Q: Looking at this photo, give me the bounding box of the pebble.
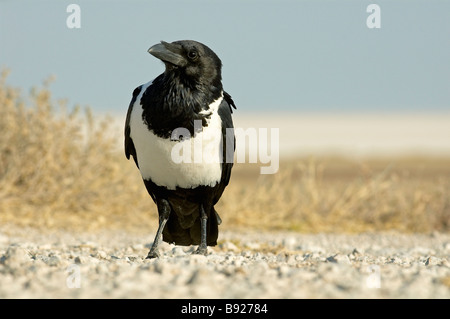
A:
[219,241,239,252]
[74,256,86,264]
[425,256,441,266]
[171,247,186,256]
[0,228,449,298]
[95,250,108,260]
[45,256,61,267]
[326,253,351,264]
[1,245,31,267]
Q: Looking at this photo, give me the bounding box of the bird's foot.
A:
[146,249,160,259]
[193,246,208,256]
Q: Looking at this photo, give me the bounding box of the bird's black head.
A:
[148,40,223,91]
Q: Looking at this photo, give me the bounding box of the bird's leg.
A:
[146,199,171,259]
[194,204,208,255]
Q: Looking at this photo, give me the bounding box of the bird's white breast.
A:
[129,81,223,190]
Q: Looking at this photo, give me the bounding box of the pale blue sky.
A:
[1,0,449,113]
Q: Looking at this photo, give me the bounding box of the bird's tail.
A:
[162,204,219,246]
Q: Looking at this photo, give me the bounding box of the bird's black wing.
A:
[124,86,142,168]
[223,91,236,113]
[213,91,236,205]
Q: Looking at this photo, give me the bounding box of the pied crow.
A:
[125,40,236,258]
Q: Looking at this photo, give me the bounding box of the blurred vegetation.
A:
[0,70,449,233]
[0,70,157,231]
[224,158,450,233]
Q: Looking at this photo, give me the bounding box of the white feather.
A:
[129,82,223,190]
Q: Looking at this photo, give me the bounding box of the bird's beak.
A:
[148,41,187,67]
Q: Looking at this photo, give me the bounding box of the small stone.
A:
[220,241,239,252]
[388,257,403,265]
[335,254,351,264]
[0,245,31,267]
[325,253,351,264]
[125,255,140,262]
[425,256,441,266]
[326,254,338,263]
[96,250,108,259]
[74,256,87,264]
[171,247,186,256]
[286,254,298,265]
[351,248,361,256]
[252,252,264,260]
[185,246,196,254]
[276,253,286,262]
[45,255,61,266]
[232,256,245,267]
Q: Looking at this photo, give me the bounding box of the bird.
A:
[124,40,236,258]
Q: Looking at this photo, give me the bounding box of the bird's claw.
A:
[146,249,160,259]
[193,246,208,256]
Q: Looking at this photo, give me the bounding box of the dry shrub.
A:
[0,70,156,231]
[219,159,450,233]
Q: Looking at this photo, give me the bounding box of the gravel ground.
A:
[0,225,449,298]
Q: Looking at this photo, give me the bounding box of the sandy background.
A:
[235,112,450,158]
[107,111,450,158]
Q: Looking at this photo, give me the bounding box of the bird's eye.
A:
[188,50,198,60]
